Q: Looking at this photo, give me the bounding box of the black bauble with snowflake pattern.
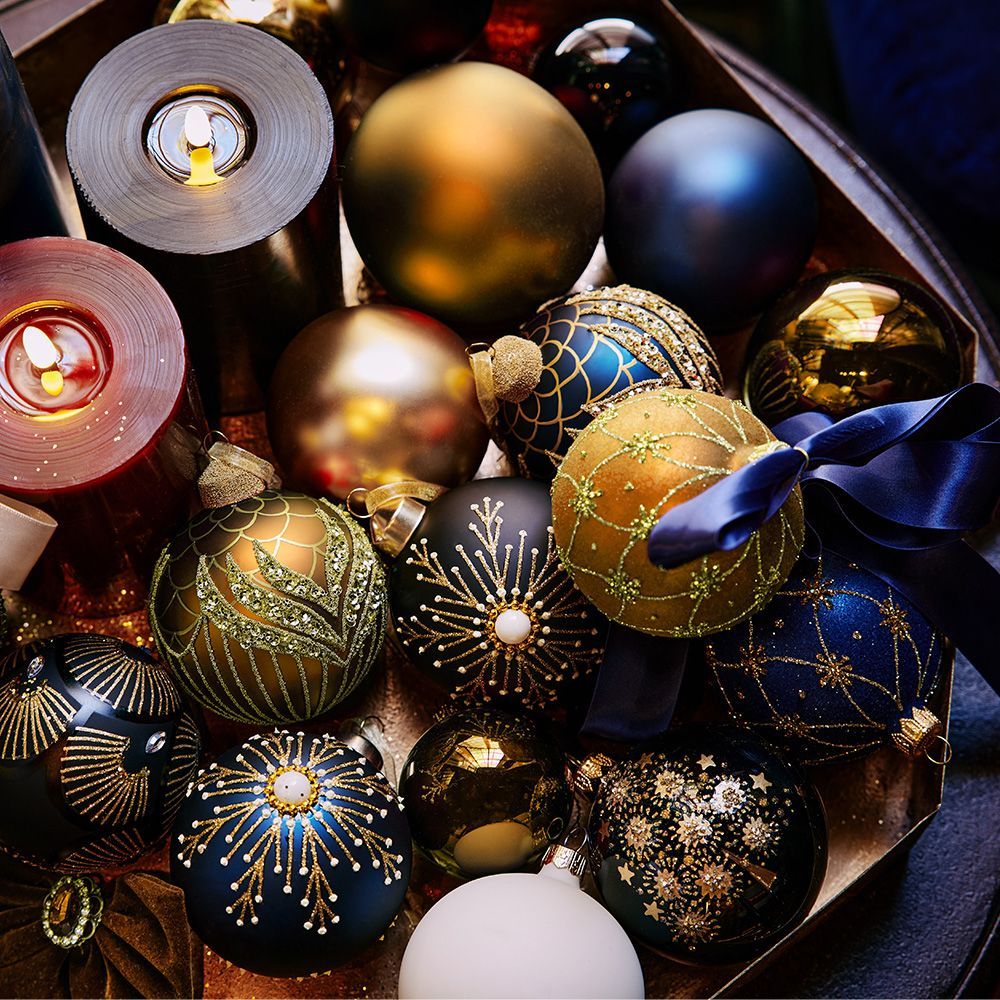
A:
[705,550,946,765]
[0,634,200,872]
[390,478,606,712]
[171,730,411,978]
[588,725,826,965]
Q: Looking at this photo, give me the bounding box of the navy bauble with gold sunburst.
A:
[0,633,200,872]
[171,730,411,977]
[493,285,723,480]
[588,725,826,965]
[705,551,946,765]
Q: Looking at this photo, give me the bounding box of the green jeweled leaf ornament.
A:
[149,490,388,724]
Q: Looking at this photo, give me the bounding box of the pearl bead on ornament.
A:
[493,608,532,645]
[272,769,313,808]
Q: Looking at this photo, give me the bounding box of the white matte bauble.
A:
[398,840,644,999]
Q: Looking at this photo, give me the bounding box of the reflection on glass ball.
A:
[743,270,963,425]
[533,16,676,172]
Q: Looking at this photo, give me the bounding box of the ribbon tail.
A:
[826,536,1000,698]
[582,625,688,741]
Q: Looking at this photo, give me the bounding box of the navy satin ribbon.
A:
[647,383,1000,695]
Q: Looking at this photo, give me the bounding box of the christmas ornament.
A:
[171,729,411,977]
[329,0,492,74]
[743,270,964,425]
[604,109,818,329]
[551,388,805,637]
[0,867,202,999]
[390,478,606,711]
[342,62,604,327]
[267,305,489,502]
[484,284,723,480]
[398,708,572,879]
[398,830,644,999]
[705,550,948,765]
[588,726,826,964]
[153,0,343,84]
[149,489,388,725]
[0,634,201,872]
[533,15,676,172]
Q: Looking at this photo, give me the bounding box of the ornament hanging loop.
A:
[347,480,447,559]
[925,735,953,766]
[542,825,590,877]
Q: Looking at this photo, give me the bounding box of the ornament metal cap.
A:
[572,752,615,800]
[346,481,446,559]
[332,717,388,773]
[197,437,281,509]
[541,826,590,879]
[892,706,948,760]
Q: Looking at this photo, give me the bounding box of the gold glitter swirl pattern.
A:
[64,634,181,718]
[0,677,76,760]
[395,494,603,709]
[149,491,388,724]
[498,285,724,480]
[175,731,405,932]
[61,727,151,826]
[551,389,804,637]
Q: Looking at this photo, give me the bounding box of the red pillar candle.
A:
[0,237,206,617]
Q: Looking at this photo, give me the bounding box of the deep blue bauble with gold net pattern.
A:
[494,285,723,481]
[705,550,945,766]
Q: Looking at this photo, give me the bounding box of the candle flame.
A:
[183,106,213,149]
[22,325,61,369]
[41,370,64,397]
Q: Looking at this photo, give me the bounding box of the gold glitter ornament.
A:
[149,490,388,724]
[551,388,804,637]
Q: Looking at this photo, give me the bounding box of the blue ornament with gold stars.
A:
[0,633,201,872]
[588,725,826,965]
[705,550,947,766]
[486,284,723,481]
[171,729,411,978]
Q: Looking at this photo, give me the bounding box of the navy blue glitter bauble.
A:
[705,551,946,765]
[604,110,818,329]
[494,285,722,480]
[171,730,411,978]
[0,633,200,872]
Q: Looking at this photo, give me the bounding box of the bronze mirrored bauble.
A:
[589,725,827,965]
[398,708,572,879]
[149,490,388,725]
[342,62,605,327]
[267,305,489,501]
[744,270,964,425]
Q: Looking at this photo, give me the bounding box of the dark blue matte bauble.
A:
[533,16,676,173]
[494,285,722,480]
[604,109,818,329]
[171,730,411,978]
[0,633,200,872]
[705,550,945,765]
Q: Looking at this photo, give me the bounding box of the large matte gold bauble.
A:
[342,62,605,327]
[551,389,805,638]
[398,708,573,879]
[744,269,963,425]
[267,305,489,501]
[149,490,388,724]
[154,0,342,79]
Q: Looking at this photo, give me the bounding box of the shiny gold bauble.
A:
[551,388,805,638]
[149,489,388,724]
[154,0,343,80]
[398,708,573,879]
[267,305,489,501]
[743,269,964,425]
[342,62,605,327]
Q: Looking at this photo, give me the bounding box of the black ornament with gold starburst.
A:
[390,478,606,712]
[588,725,826,965]
[0,634,201,872]
[398,708,573,879]
[705,550,946,765]
[171,729,411,977]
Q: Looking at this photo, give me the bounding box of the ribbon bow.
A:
[647,383,1000,694]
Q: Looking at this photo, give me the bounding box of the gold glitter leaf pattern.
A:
[0,679,76,760]
[175,731,405,932]
[395,495,603,709]
[61,727,150,826]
